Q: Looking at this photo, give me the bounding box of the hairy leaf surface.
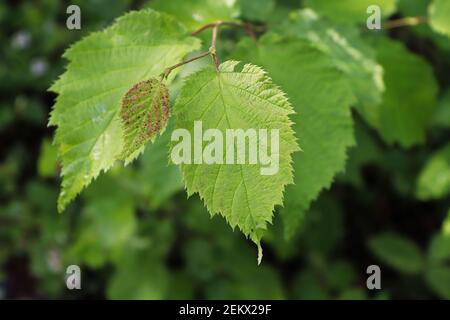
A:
[49,9,200,212]
[119,79,170,161]
[173,61,299,255]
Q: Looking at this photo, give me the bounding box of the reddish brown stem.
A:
[210,23,220,71]
[160,51,211,79]
[191,21,254,36]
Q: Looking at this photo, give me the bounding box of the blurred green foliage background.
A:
[1,0,450,300]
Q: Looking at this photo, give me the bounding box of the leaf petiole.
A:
[160,50,211,80]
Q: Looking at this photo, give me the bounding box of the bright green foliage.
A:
[173,60,299,256]
[238,0,275,21]
[369,232,424,274]
[429,0,450,37]
[234,35,355,238]
[279,9,384,126]
[371,37,438,148]
[49,9,200,212]
[416,143,450,200]
[303,0,397,23]
[150,0,239,29]
[119,79,170,162]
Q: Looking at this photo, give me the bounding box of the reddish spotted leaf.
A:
[120,79,170,162]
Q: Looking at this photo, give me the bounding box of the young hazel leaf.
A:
[173,61,299,259]
[49,9,200,212]
[120,79,170,162]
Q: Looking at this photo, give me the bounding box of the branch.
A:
[191,21,260,38]
[161,20,264,79]
[160,51,211,79]
[210,23,220,71]
[384,16,428,29]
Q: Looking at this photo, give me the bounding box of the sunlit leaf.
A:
[49,9,200,212]
[173,60,299,254]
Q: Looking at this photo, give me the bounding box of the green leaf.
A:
[303,0,397,24]
[369,232,424,274]
[173,60,299,253]
[119,79,170,161]
[429,0,450,37]
[234,34,355,238]
[370,37,438,147]
[49,9,200,212]
[444,209,450,236]
[426,265,450,299]
[428,234,450,264]
[398,0,450,52]
[416,143,450,200]
[431,90,450,128]
[278,9,384,127]
[150,0,239,29]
